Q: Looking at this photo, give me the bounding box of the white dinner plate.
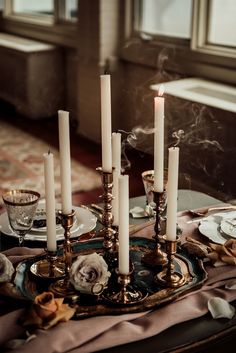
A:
[31,207,62,234]
[220,217,236,238]
[198,211,236,245]
[0,205,97,241]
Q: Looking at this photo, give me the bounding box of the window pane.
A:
[208,0,236,47]
[13,0,53,15]
[59,0,78,22]
[137,0,192,38]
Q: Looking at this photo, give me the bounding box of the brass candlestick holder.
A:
[96,167,114,252]
[156,239,186,288]
[104,269,147,305]
[142,190,167,267]
[30,250,65,279]
[112,225,119,252]
[50,210,78,299]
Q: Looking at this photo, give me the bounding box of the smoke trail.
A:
[172,129,185,147]
[118,126,155,171]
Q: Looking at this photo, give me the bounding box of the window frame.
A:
[120,0,236,85]
[191,0,236,59]
[1,0,78,47]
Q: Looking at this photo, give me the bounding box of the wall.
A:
[0,1,235,201]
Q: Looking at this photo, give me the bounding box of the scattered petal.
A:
[208,297,235,319]
[0,253,15,283]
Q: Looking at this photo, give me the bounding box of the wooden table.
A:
[1,189,236,353]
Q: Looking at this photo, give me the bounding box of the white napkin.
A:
[129,205,154,218]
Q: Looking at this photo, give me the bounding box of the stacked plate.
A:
[199,210,236,244]
[0,202,97,242]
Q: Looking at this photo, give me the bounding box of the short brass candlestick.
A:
[104,269,147,305]
[50,210,78,298]
[142,190,167,267]
[96,167,114,252]
[156,239,186,288]
[30,250,65,279]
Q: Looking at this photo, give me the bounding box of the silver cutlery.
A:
[187,205,236,224]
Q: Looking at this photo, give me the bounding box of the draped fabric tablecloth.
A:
[1,209,236,353]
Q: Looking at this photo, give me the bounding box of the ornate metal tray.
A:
[11,237,207,318]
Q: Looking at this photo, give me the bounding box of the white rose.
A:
[69,253,110,295]
[0,253,15,283]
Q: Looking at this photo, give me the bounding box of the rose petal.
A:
[0,253,15,283]
[208,297,235,319]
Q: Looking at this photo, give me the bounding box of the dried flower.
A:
[0,253,15,283]
[34,292,59,319]
[208,239,236,266]
[70,253,111,295]
[22,291,75,329]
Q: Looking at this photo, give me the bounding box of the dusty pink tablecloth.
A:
[1,209,236,353]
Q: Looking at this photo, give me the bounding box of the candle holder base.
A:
[49,278,79,301]
[156,269,186,288]
[104,271,148,305]
[30,259,65,279]
[141,244,168,267]
[142,190,167,267]
[155,239,186,288]
[30,251,65,279]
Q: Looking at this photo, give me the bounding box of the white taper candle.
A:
[112,132,121,174]
[112,168,119,226]
[166,147,179,241]
[58,110,72,215]
[154,95,165,192]
[112,132,121,226]
[43,151,57,252]
[118,174,130,274]
[100,74,112,172]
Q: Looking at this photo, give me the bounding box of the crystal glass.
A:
[2,189,40,246]
[141,170,167,214]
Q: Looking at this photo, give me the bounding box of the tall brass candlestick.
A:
[104,270,147,305]
[142,190,167,267]
[50,210,78,298]
[156,240,186,288]
[61,210,75,276]
[96,167,114,252]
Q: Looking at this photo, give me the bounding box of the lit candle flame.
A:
[158,84,165,97]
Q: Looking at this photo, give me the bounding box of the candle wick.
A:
[48,149,51,155]
[104,58,110,75]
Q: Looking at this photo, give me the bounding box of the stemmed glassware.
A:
[2,189,40,246]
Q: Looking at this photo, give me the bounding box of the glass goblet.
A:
[141,170,168,214]
[2,189,40,246]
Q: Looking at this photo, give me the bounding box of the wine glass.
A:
[2,189,40,246]
[141,170,168,214]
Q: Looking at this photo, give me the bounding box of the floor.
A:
[0,100,153,206]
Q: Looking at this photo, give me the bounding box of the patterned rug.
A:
[0,120,101,202]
